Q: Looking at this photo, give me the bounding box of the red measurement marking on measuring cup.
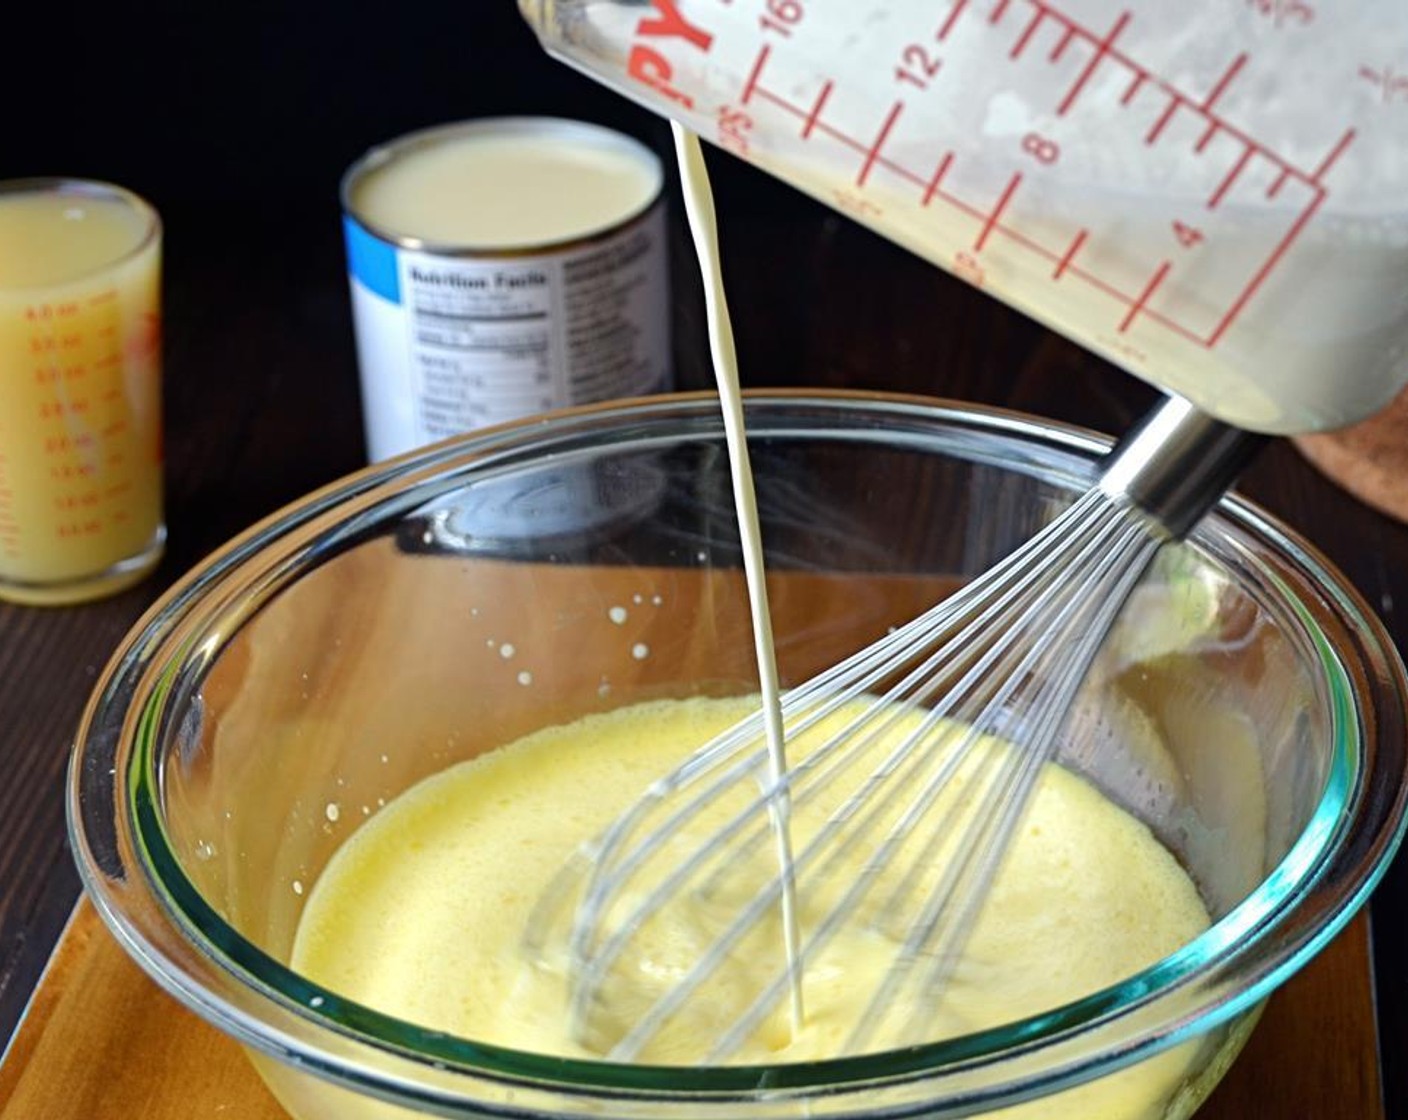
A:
[857,103,904,187]
[802,81,833,137]
[922,153,956,205]
[1357,62,1408,104]
[1247,0,1315,30]
[729,0,1356,350]
[937,0,969,42]
[975,174,1023,252]
[1052,229,1087,279]
[1118,260,1171,333]
[1053,10,1128,116]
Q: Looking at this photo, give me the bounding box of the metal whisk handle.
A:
[1098,396,1269,540]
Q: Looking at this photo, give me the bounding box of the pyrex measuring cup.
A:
[519,0,1408,434]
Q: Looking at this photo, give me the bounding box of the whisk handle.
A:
[1098,396,1269,540]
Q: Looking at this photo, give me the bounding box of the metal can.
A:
[342,117,671,461]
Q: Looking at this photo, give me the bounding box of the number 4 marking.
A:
[1173,220,1204,248]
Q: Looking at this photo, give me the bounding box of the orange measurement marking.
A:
[1053,228,1088,279]
[1310,127,1356,183]
[1208,147,1254,209]
[1145,95,1182,144]
[741,43,770,105]
[802,80,833,138]
[937,0,969,40]
[1049,25,1077,61]
[1202,52,1247,112]
[1056,11,1129,117]
[975,173,1022,252]
[857,102,904,187]
[922,152,956,205]
[1208,193,1323,346]
[1119,261,1171,332]
[1010,5,1045,56]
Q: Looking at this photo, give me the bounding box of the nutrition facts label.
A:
[399,207,670,445]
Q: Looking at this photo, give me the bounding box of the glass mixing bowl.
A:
[70,392,1408,1119]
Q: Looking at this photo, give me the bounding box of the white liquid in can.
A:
[343,118,671,461]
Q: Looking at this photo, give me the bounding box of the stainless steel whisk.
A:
[523,396,1263,1063]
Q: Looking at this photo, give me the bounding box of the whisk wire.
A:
[526,394,1264,1065]
[695,492,1127,893]
[592,495,1168,1060]
[863,500,1159,922]
[739,498,1159,1055]
[571,497,1104,980]
[600,695,976,1057]
[827,498,1160,1053]
[884,515,1163,1048]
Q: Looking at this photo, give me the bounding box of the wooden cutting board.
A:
[0,900,1383,1119]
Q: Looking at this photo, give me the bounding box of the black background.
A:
[3,3,653,217]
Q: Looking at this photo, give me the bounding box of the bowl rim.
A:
[68,390,1408,1111]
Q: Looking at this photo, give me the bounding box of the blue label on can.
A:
[343,216,401,304]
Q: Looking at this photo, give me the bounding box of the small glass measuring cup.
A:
[0,178,164,606]
[520,0,1408,435]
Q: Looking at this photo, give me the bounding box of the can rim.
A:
[340,116,665,256]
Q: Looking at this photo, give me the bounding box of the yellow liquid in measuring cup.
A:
[285,697,1212,1119]
[0,190,162,604]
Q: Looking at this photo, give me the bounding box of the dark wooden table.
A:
[1,148,1406,1116]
